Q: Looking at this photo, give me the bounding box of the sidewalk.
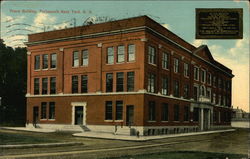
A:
[73,129,236,141]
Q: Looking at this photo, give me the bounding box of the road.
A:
[0,128,248,159]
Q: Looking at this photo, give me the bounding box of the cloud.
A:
[209,37,249,112]
[215,56,249,112]
[192,39,207,47]
[29,13,56,32]
[162,23,171,30]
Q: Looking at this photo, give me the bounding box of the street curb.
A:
[73,129,236,141]
[0,142,84,149]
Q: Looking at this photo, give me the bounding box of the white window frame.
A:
[128,44,135,62]
[162,52,169,69]
[81,49,88,66]
[207,72,212,85]
[174,58,179,73]
[184,63,189,77]
[194,66,199,81]
[148,46,156,65]
[201,69,206,83]
[117,45,125,63]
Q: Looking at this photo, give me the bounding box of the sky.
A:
[1,0,249,112]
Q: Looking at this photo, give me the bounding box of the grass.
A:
[0,130,59,145]
[103,151,248,159]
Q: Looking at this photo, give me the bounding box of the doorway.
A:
[33,106,39,125]
[126,105,134,126]
[75,106,83,125]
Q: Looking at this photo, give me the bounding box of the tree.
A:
[0,39,27,126]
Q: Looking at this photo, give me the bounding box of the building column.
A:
[27,51,31,95]
[208,109,211,129]
[200,108,204,131]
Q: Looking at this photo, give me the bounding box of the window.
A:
[81,49,88,66]
[107,47,114,64]
[34,55,40,70]
[223,96,226,106]
[193,108,199,122]
[50,77,56,94]
[81,75,88,93]
[200,85,205,96]
[174,104,179,121]
[128,44,135,62]
[72,51,79,67]
[206,88,211,99]
[213,93,216,104]
[201,69,206,83]
[106,73,113,92]
[162,76,168,95]
[34,78,40,95]
[184,106,189,121]
[226,81,231,91]
[148,46,156,64]
[49,102,55,119]
[183,84,189,99]
[184,63,189,77]
[42,54,48,69]
[105,101,112,120]
[50,53,57,69]
[213,76,217,87]
[127,72,134,91]
[116,101,123,120]
[148,101,156,121]
[148,73,156,93]
[193,85,199,101]
[72,76,78,93]
[41,102,47,119]
[161,103,168,121]
[218,95,221,105]
[117,45,125,63]
[42,78,48,94]
[173,80,179,97]
[174,58,179,73]
[194,66,199,81]
[218,77,222,88]
[162,52,169,69]
[116,72,124,92]
[207,73,211,85]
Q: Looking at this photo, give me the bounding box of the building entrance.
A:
[126,105,134,126]
[75,106,83,125]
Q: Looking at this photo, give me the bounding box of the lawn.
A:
[103,151,248,159]
[0,129,61,145]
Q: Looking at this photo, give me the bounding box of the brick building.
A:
[26,16,233,135]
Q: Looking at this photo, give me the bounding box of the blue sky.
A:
[1,0,249,111]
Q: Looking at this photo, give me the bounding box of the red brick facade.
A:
[26,16,233,135]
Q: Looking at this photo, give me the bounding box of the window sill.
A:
[40,119,47,121]
[80,65,88,67]
[104,120,113,122]
[50,68,57,70]
[184,75,189,78]
[34,69,41,71]
[148,63,157,67]
[127,61,135,63]
[72,66,79,68]
[106,63,114,65]
[114,120,123,122]
[147,121,156,123]
[161,121,169,123]
[116,62,125,64]
[48,119,55,121]
[162,68,169,71]
[42,68,49,71]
